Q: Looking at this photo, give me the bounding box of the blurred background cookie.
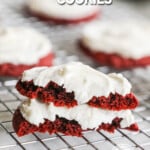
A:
[79,22,150,69]
[27,0,100,24]
[0,27,53,77]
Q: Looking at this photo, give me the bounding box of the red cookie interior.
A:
[16,80,138,110]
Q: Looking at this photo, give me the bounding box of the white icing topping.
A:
[22,62,131,104]
[81,22,150,59]
[0,27,52,65]
[27,0,99,20]
[20,99,135,129]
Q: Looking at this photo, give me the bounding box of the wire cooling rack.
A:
[0,0,150,149]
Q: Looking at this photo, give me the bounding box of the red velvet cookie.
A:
[27,0,100,24]
[13,62,139,137]
[80,22,150,69]
[0,27,54,77]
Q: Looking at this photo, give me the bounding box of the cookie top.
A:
[81,22,150,59]
[0,27,52,65]
[27,0,99,20]
[21,62,131,104]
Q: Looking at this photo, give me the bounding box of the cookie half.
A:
[16,62,138,110]
[13,99,139,137]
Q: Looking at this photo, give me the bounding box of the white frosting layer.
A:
[0,27,52,65]
[27,0,99,20]
[20,99,135,129]
[22,62,131,104]
[81,22,150,59]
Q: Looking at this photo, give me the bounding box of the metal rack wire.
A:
[0,0,150,149]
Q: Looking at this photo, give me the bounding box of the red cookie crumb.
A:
[13,109,139,137]
[0,53,54,77]
[79,40,150,69]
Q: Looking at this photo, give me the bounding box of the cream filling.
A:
[20,99,135,129]
[27,0,99,19]
[0,27,52,65]
[81,22,150,59]
[21,62,132,104]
